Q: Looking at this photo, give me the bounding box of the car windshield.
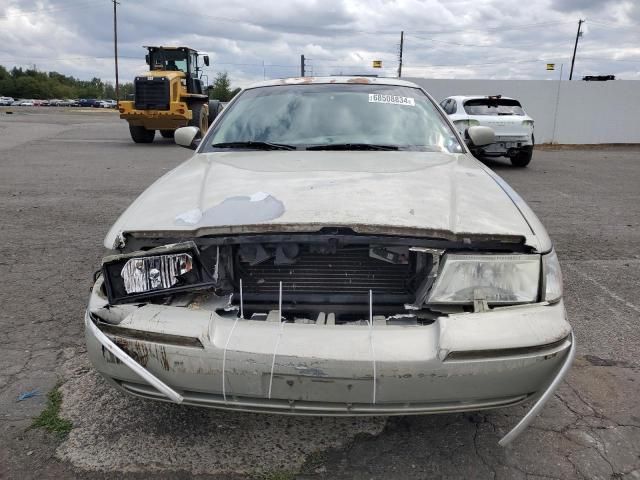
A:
[203,83,463,153]
[463,98,525,116]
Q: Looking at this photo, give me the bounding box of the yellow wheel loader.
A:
[118,46,223,143]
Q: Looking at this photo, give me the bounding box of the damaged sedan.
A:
[86,77,574,446]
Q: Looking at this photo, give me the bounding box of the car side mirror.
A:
[466,126,496,147]
[145,54,150,65]
[203,55,210,67]
[174,126,201,150]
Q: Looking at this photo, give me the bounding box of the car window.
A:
[204,84,463,153]
[449,99,457,114]
[463,98,525,116]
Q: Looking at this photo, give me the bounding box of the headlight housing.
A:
[542,249,563,303]
[426,253,540,305]
[102,242,215,304]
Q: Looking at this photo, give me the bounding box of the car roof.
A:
[447,95,518,102]
[244,76,424,90]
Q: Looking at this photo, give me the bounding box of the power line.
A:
[406,34,548,49]
[584,20,638,30]
[0,0,106,21]
[408,20,574,36]
[0,54,300,68]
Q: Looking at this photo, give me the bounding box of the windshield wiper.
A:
[211,141,296,150]
[306,143,399,151]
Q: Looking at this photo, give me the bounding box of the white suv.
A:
[440,95,534,167]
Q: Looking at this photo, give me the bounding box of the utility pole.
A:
[569,19,584,80]
[112,0,120,101]
[397,31,404,78]
[300,54,305,76]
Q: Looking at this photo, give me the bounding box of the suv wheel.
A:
[511,149,533,167]
[511,135,534,167]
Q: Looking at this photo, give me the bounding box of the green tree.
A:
[209,72,238,102]
[0,63,237,101]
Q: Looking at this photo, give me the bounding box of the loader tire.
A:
[189,102,209,136]
[160,130,175,139]
[129,125,155,143]
[208,100,222,124]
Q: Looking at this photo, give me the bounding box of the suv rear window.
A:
[463,98,524,116]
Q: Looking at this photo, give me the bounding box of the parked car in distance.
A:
[14,99,34,106]
[86,77,573,447]
[98,99,117,108]
[78,98,99,108]
[440,95,534,167]
[0,96,15,106]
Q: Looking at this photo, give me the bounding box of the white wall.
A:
[406,78,640,144]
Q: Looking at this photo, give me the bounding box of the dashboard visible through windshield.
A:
[202,83,464,153]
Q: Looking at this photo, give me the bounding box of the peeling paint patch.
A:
[175,208,203,225]
[249,191,269,202]
[347,77,372,84]
[282,77,314,84]
[175,194,285,226]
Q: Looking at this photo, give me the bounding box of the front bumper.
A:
[85,278,573,445]
[118,100,192,129]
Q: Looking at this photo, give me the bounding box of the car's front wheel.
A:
[129,125,155,143]
[160,130,175,139]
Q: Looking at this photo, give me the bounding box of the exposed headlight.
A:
[426,254,540,305]
[121,253,193,294]
[542,249,563,303]
[102,242,215,304]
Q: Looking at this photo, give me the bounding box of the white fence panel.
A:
[406,78,640,144]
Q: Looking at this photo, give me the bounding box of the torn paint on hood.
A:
[104,151,550,251]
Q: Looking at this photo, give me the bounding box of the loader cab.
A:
[144,46,210,95]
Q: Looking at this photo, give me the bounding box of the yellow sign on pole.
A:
[373,60,382,68]
[546,63,555,71]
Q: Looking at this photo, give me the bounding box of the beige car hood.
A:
[104,151,549,251]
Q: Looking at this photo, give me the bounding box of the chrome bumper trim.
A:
[499,331,575,446]
[85,312,184,404]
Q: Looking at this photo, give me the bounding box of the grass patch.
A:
[31,385,72,436]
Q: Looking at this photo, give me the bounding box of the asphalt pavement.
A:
[0,108,638,479]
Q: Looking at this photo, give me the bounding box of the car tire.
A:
[160,130,175,139]
[511,150,532,167]
[189,102,209,136]
[129,125,155,143]
[511,135,534,167]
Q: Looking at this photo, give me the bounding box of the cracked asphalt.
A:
[0,108,639,480]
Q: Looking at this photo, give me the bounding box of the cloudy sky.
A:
[1,0,639,88]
